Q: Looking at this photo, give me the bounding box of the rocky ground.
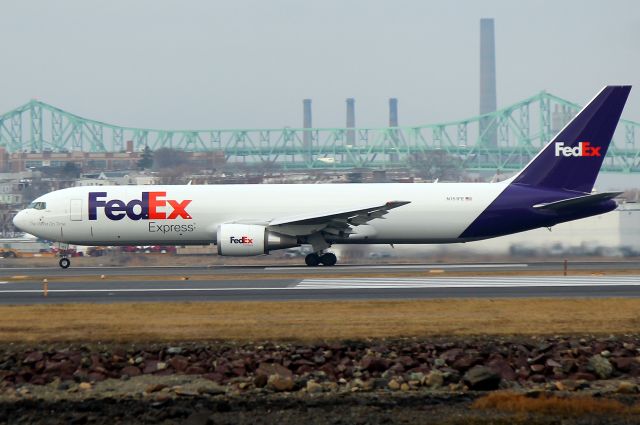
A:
[1,336,640,424]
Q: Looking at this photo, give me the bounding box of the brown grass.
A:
[473,391,640,415]
[1,298,640,342]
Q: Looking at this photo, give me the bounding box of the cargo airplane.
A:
[12,86,631,268]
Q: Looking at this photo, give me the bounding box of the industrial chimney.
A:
[303,99,312,160]
[389,98,399,127]
[346,98,355,145]
[389,98,399,163]
[479,18,497,146]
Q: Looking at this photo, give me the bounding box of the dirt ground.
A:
[5,390,640,425]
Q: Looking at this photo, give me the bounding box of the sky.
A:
[0,0,638,130]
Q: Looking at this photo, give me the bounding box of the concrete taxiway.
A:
[0,261,639,304]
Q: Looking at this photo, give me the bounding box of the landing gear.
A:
[320,252,337,266]
[59,257,70,269]
[57,242,71,269]
[305,253,320,267]
[305,252,337,267]
[304,233,336,266]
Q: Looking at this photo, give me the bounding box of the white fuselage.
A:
[14,182,509,246]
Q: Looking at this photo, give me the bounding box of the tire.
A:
[320,253,337,266]
[305,253,320,267]
[59,258,71,269]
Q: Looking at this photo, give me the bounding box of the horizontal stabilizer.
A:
[533,191,622,211]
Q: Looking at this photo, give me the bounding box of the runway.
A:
[0,262,639,304]
[1,260,640,278]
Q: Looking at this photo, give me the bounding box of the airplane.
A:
[12,86,631,269]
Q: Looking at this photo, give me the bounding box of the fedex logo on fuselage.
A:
[229,236,253,245]
[89,192,192,221]
[554,142,601,157]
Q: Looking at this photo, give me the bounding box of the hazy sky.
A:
[0,0,638,130]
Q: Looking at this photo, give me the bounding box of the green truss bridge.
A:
[0,92,638,172]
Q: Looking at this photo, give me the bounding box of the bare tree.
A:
[408,151,464,181]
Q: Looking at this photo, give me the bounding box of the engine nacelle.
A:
[216,224,299,256]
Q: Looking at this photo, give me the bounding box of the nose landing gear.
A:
[305,252,337,267]
[59,257,71,269]
[56,242,71,269]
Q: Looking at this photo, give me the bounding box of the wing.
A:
[267,201,411,238]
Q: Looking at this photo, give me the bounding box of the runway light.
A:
[181,277,190,281]
[100,274,105,279]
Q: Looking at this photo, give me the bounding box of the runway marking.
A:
[0,276,638,295]
[296,276,640,289]
[0,266,207,271]
[0,287,288,294]
[1,263,512,272]
[266,263,529,271]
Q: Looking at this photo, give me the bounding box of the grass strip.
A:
[0,298,639,342]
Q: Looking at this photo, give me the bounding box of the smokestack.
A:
[389,98,399,163]
[479,18,497,146]
[303,99,312,130]
[389,98,399,127]
[303,99,312,156]
[346,98,355,145]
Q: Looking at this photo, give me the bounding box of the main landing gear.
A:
[305,252,337,267]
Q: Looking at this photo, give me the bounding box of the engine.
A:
[216,223,299,256]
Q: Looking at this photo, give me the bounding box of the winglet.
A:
[385,201,411,208]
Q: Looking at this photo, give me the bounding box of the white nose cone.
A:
[12,210,27,232]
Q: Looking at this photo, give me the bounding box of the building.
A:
[0,146,226,173]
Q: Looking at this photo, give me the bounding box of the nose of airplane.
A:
[12,210,28,232]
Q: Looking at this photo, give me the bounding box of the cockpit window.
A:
[28,202,46,210]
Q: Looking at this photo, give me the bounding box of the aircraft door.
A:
[70,199,83,221]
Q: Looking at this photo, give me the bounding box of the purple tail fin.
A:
[511,86,631,193]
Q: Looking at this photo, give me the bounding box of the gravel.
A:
[1,336,640,424]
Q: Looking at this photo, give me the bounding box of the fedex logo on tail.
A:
[89,192,192,221]
[554,142,601,157]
